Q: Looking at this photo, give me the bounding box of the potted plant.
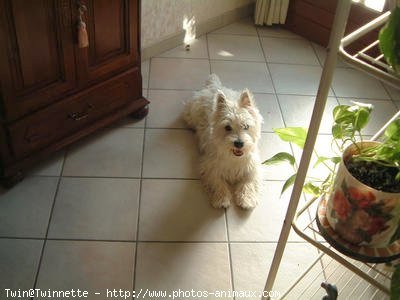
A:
[265,102,400,246]
[326,104,400,247]
[264,102,400,298]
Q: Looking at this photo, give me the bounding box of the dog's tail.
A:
[206,73,222,89]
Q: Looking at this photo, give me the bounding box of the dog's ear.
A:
[216,90,227,110]
[239,89,254,108]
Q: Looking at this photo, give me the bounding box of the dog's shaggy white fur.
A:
[183,74,263,209]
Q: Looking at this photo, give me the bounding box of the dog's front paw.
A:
[236,197,258,210]
[235,184,259,210]
[210,195,231,209]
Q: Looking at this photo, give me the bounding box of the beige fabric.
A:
[254,0,289,26]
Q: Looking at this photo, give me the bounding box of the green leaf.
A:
[332,123,344,139]
[313,156,341,168]
[391,264,400,300]
[303,182,321,196]
[379,7,400,74]
[263,152,296,166]
[281,174,296,195]
[332,123,354,139]
[333,105,352,123]
[385,119,400,141]
[274,127,308,149]
[354,108,371,131]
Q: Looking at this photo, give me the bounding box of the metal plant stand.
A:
[262,0,400,298]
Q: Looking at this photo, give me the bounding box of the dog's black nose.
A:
[234,140,244,148]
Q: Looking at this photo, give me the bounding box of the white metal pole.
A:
[262,1,352,298]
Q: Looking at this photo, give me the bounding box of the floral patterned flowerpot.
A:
[326,141,400,247]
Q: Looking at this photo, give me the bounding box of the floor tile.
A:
[0,177,58,238]
[114,91,147,128]
[0,239,43,297]
[257,25,303,39]
[63,128,144,177]
[2,17,393,297]
[30,151,65,176]
[211,17,258,36]
[115,115,146,128]
[48,178,140,240]
[211,60,274,93]
[146,89,192,128]
[230,243,323,298]
[269,64,329,96]
[226,181,306,242]
[141,60,150,89]
[139,179,226,241]
[112,90,147,129]
[135,243,232,296]
[337,98,399,136]
[149,58,210,90]
[208,34,264,61]
[332,68,390,99]
[320,256,389,300]
[259,132,294,180]
[261,37,319,65]
[36,240,135,297]
[254,93,285,131]
[157,35,208,59]
[142,129,199,178]
[278,95,339,134]
[383,83,400,100]
[311,42,348,68]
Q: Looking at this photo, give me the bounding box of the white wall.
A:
[141,0,255,49]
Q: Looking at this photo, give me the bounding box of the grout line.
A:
[255,22,294,162]
[225,210,236,298]
[310,42,325,68]
[145,87,391,101]
[153,55,333,67]
[208,32,259,38]
[379,82,397,104]
[206,34,212,74]
[0,236,311,244]
[0,236,46,241]
[132,85,150,298]
[31,150,67,296]
[30,175,291,182]
[151,57,209,62]
[255,26,278,97]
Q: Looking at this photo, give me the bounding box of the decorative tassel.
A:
[77,20,89,48]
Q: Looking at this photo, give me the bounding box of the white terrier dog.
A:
[183,74,263,209]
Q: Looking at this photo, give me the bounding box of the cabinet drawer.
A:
[8,69,140,158]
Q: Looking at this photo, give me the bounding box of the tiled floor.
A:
[1,17,398,300]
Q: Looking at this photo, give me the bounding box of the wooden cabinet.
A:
[0,0,148,186]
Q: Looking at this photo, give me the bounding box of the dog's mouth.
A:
[232,148,244,157]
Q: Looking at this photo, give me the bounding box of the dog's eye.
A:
[225,125,232,132]
[243,124,249,130]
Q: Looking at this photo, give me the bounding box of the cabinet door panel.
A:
[90,0,125,62]
[77,0,139,84]
[0,0,77,120]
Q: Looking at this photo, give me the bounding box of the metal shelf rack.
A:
[262,1,400,298]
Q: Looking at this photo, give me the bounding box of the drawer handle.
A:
[68,103,93,121]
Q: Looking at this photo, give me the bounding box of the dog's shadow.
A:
[137,181,240,291]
